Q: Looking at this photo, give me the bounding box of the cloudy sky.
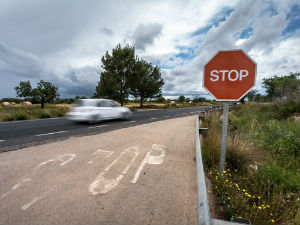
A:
[0,0,299,99]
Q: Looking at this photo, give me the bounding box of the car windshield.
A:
[75,99,96,107]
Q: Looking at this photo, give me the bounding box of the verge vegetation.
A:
[0,105,70,121]
[202,100,300,224]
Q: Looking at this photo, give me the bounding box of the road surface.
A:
[0,115,198,225]
[0,106,208,152]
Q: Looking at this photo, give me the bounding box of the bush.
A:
[15,113,27,120]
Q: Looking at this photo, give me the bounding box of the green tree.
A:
[156,96,166,103]
[33,80,59,108]
[177,95,185,103]
[15,81,32,99]
[95,44,136,106]
[128,59,164,108]
[263,73,300,101]
[245,90,257,101]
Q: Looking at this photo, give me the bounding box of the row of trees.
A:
[15,80,59,108]
[94,44,164,108]
[246,73,300,102]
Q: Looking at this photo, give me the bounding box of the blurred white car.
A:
[67,99,131,123]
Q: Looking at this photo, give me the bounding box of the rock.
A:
[10,102,16,105]
[1,102,10,107]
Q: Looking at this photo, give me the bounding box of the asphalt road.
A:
[0,116,198,225]
[0,106,208,152]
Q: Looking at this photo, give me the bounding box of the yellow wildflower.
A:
[227,197,230,200]
[271,219,275,223]
[243,189,246,192]
[248,194,251,198]
[258,206,262,210]
[258,196,261,199]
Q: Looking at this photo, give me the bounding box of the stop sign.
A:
[203,50,256,101]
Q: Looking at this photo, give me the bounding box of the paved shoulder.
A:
[0,116,198,225]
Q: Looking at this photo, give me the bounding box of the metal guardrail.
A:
[195,115,211,225]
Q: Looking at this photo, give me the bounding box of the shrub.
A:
[15,113,27,120]
[38,112,51,119]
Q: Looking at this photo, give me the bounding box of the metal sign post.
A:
[219,102,229,172]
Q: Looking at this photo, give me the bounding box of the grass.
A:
[0,104,70,121]
[202,101,300,224]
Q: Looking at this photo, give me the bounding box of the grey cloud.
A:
[58,65,99,97]
[101,27,114,36]
[0,41,44,78]
[132,23,162,50]
[0,0,113,56]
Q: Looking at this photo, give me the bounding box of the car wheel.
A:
[88,115,100,124]
[122,112,131,120]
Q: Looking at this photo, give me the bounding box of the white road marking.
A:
[124,120,136,123]
[1,178,31,199]
[164,116,170,118]
[88,125,108,129]
[189,112,194,114]
[149,117,157,120]
[88,149,114,164]
[89,147,139,195]
[21,196,43,210]
[58,154,76,166]
[0,140,4,142]
[131,144,166,184]
[1,154,76,200]
[35,130,68,137]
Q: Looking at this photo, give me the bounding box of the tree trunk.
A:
[41,97,45,108]
[140,97,144,108]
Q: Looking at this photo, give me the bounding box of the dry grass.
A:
[0,104,69,121]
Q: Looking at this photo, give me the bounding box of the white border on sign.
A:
[202,49,257,101]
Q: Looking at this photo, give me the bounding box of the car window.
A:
[109,101,118,107]
[98,100,112,107]
[75,100,96,107]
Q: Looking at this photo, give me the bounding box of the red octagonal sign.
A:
[203,49,256,101]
